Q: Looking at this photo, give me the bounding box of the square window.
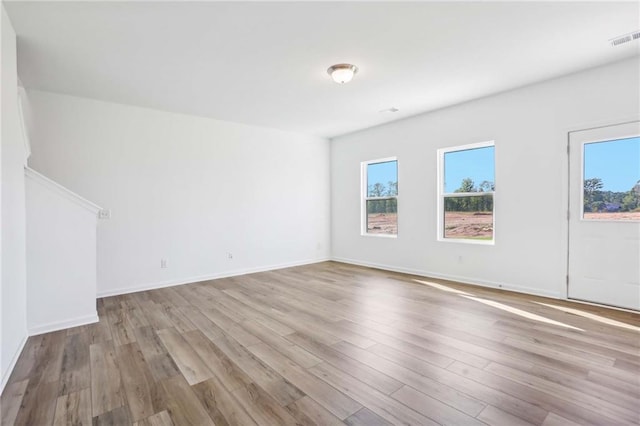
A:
[583,137,640,221]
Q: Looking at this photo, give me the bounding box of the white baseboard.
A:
[28,312,99,336]
[331,256,562,300]
[97,257,331,298]
[1,333,28,395]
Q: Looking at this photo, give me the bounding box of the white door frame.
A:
[565,116,640,309]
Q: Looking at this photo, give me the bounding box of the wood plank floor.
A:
[2,261,639,425]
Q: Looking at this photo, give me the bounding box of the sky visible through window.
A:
[584,137,639,192]
[444,146,495,193]
[367,160,397,196]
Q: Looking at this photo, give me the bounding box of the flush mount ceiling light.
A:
[327,63,358,84]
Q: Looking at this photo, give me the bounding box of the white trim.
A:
[561,298,640,315]
[361,156,398,167]
[443,192,494,198]
[563,115,640,300]
[0,334,28,394]
[437,140,495,245]
[97,257,330,298]
[566,116,640,136]
[360,233,397,239]
[577,132,639,223]
[24,167,102,214]
[331,256,562,300]
[436,236,494,245]
[28,313,99,336]
[17,90,31,161]
[567,120,640,310]
[438,140,495,166]
[365,196,397,201]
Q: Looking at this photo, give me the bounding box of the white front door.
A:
[568,121,640,311]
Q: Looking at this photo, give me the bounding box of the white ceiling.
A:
[5,1,640,138]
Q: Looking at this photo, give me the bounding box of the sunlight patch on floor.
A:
[413,279,472,295]
[535,302,640,332]
[461,295,584,331]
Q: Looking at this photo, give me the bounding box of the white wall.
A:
[25,168,100,334]
[1,5,28,392]
[1,5,4,395]
[0,4,3,394]
[331,57,640,298]
[27,91,330,296]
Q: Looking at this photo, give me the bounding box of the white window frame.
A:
[361,157,398,238]
[437,141,495,245]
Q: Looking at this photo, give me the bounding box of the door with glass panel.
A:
[568,121,640,310]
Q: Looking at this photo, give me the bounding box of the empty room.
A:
[1,1,639,425]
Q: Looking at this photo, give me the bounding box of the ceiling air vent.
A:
[610,30,640,46]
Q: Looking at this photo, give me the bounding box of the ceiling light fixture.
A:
[327,63,358,84]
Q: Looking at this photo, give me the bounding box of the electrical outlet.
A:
[98,209,111,220]
[160,259,167,268]
[227,252,233,260]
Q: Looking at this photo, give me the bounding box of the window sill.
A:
[437,237,494,245]
[361,233,398,239]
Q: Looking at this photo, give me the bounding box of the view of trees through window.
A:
[365,160,398,235]
[443,178,494,240]
[583,137,639,221]
[442,144,495,241]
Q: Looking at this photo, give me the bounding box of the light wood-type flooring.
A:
[2,261,639,425]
